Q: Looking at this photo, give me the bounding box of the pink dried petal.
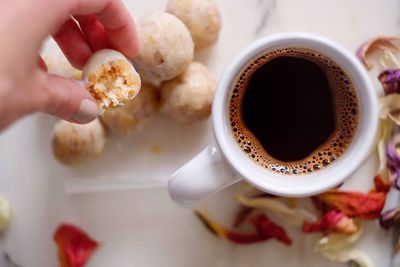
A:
[302,210,357,235]
[357,36,400,69]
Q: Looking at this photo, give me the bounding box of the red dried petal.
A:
[225,231,269,244]
[54,224,98,267]
[251,214,292,246]
[302,210,357,235]
[373,175,391,193]
[195,211,268,244]
[315,191,386,220]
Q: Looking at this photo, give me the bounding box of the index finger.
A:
[70,0,139,59]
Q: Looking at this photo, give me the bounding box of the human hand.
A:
[0,0,139,130]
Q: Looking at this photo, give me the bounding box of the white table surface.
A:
[1,0,400,266]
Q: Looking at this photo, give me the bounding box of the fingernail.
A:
[72,99,98,123]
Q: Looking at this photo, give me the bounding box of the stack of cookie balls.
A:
[51,0,221,166]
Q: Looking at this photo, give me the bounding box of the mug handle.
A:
[168,144,242,207]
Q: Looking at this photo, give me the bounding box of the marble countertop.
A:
[0,0,400,266]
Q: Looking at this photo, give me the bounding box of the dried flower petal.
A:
[195,211,292,246]
[379,69,400,95]
[314,223,372,267]
[251,214,292,246]
[317,221,363,250]
[379,95,400,125]
[235,194,316,226]
[195,211,268,244]
[302,210,357,235]
[314,191,386,219]
[377,118,394,177]
[373,175,391,193]
[385,134,400,189]
[386,134,400,188]
[357,36,400,69]
[380,50,400,69]
[379,207,400,230]
[54,224,98,267]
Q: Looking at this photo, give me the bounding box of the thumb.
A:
[39,74,98,123]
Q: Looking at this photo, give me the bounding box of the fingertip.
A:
[71,98,99,124]
[40,74,99,123]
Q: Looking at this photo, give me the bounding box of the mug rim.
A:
[212,32,379,197]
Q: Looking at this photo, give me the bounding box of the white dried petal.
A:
[314,222,372,267]
[379,94,400,125]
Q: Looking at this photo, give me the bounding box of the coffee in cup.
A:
[229,48,359,175]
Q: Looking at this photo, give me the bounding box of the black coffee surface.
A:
[241,57,335,162]
[229,48,359,175]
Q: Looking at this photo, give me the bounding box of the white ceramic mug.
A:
[168,32,378,207]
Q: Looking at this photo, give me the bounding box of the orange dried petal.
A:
[314,191,386,220]
[373,175,391,193]
[54,224,98,267]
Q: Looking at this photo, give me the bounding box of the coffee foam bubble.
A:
[229,48,359,175]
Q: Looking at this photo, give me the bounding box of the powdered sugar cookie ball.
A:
[166,0,221,50]
[101,83,160,134]
[160,62,216,122]
[82,49,141,111]
[133,12,194,84]
[52,119,107,166]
